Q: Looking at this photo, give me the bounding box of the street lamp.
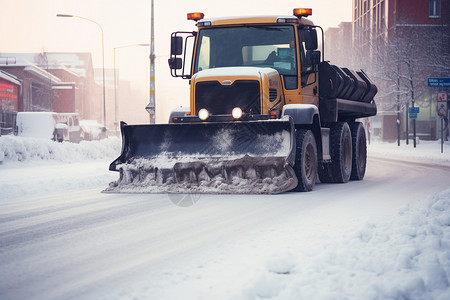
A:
[56,14,107,128]
[113,43,149,133]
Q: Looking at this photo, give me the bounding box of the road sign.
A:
[408,107,420,114]
[409,113,418,119]
[437,92,448,118]
[428,78,450,88]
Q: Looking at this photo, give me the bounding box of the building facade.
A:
[0,70,21,134]
[352,0,449,141]
[0,53,103,132]
[324,22,353,67]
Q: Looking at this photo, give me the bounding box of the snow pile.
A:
[16,112,57,140]
[243,190,450,300]
[0,135,121,163]
[106,155,297,194]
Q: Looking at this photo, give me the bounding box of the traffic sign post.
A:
[437,92,448,118]
[437,92,448,154]
[428,78,450,88]
[408,106,419,147]
[428,78,448,153]
[409,107,420,114]
[408,107,419,119]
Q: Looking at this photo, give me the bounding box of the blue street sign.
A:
[428,78,450,88]
[409,113,418,119]
[409,107,420,113]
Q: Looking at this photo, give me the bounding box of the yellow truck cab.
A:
[170,9,322,120]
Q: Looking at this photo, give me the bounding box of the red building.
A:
[352,0,449,141]
[0,70,21,134]
[0,53,101,123]
[353,0,448,48]
[0,70,20,112]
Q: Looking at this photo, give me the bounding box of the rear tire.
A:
[318,122,352,183]
[293,129,317,192]
[349,122,367,180]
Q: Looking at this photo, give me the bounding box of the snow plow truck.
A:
[107,9,377,194]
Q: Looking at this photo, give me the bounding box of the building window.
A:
[429,0,441,18]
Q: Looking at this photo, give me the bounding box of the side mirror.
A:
[168,57,183,70]
[305,28,318,50]
[171,36,183,55]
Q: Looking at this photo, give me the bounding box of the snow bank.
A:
[0,136,121,200]
[369,139,450,163]
[0,135,121,163]
[243,189,450,300]
[16,112,57,140]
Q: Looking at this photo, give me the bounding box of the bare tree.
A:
[33,52,54,111]
[353,20,449,143]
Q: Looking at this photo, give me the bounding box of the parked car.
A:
[79,120,107,141]
[16,112,81,143]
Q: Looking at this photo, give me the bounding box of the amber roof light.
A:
[293,8,312,18]
[187,12,205,21]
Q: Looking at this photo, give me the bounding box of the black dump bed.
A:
[318,61,377,122]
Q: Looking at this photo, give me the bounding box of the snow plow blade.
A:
[106,118,297,194]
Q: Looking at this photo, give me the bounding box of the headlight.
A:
[232,107,243,119]
[198,108,209,120]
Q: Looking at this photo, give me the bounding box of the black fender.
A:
[282,104,318,125]
[282,104,325,162]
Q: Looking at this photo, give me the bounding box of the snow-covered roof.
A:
[23,60,62,84]
[49,64,82,78]
[0,53,92,78]
[0,70,21,86]
[52,83,76,90]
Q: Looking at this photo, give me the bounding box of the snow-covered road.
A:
[1,139,450,299]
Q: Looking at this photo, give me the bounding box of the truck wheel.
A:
[349,122,367,180]
[293,129,317,192]
[320,122,352,183]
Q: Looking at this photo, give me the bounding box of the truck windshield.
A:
[194,25,297,79]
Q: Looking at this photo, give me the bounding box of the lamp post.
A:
[145,0,156,124]
[113,43,149,133]
[57,14,106,128]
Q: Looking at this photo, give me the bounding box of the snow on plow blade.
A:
[105,118,297,194]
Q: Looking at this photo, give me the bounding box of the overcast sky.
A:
[1,0,352,69]
[0,0,352,122]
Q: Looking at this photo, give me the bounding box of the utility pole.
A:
[145,0,156,124]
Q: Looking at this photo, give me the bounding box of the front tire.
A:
[293,129,317,192]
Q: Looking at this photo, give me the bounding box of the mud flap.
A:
[105,117,297,194]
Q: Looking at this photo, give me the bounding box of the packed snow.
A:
[1,135,450,300]
[107,155,297,194]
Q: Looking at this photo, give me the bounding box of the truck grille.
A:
[195,80,261,115]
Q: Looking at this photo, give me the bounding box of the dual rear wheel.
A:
[318,121,367,184]
[294,121,367,192]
